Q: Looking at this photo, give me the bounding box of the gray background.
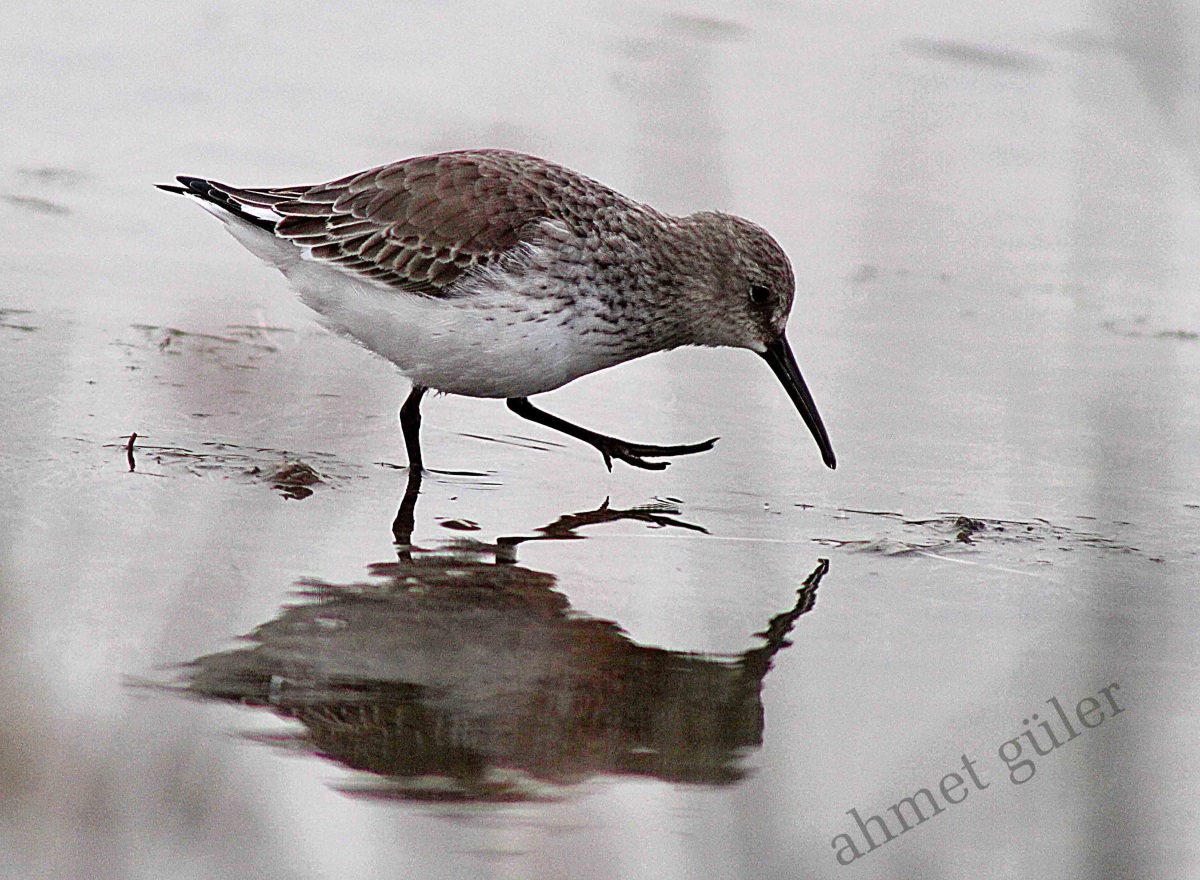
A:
[2,1,1198,877]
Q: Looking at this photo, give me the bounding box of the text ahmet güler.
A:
[831,681,1126,865]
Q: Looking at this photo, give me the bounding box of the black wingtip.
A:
[157,175,277,232]
[157,176,210,196]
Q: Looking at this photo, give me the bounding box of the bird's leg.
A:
[391,466,424,556]
[506,397,718,471]
[399,384,427,472]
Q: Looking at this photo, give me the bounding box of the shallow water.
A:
[2,2,1199,878]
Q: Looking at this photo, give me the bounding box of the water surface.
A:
[2,2,1198,878]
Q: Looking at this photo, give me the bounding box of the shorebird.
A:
[159,150,836,472]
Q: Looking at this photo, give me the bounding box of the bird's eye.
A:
[749,284,771,305]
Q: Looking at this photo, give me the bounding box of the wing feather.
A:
[176,150,635,296]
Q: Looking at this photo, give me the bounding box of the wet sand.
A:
[2,2,1199,878]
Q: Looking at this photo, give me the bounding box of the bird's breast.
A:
[288,255,651,398]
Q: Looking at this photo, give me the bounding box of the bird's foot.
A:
[590,435,719,471]
[505,397,718,471]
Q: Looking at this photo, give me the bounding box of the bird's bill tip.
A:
[761,337,836,470]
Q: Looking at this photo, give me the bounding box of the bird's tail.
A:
[156,176,292,233]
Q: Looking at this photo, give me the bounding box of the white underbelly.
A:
[295,261,615,397]
[318,288,608,398]
[222,215,624,398]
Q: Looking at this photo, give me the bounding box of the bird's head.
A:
[680,212,836,470]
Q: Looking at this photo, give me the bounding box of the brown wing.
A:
[266,152,555,296]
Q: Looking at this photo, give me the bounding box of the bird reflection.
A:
[391,466,710,558]
[180,475,830,802]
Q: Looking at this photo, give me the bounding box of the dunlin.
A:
[159,150,835,472]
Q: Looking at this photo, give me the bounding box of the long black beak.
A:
[761,336,837,469]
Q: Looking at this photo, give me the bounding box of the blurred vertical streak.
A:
[617,12,794,487]
[1073,1,1200,876]
[618,14,735,213]
[617,12,801,625]
[1099,0,1200,183]
[613,12,821,878]
[0,318,68,880]
[615,13,749,480]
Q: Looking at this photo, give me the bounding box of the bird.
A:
[158,149,836,472]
